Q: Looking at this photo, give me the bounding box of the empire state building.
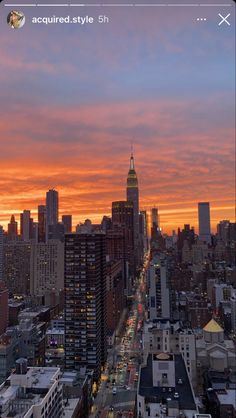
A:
[126,152,140,270]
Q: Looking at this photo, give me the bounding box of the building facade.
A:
[126,153,140,271]
[198,202,211,244]
[30,239,64,301]
[46,189,59,240]
[64,232,107,380]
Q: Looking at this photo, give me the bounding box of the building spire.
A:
[130,141,134,170]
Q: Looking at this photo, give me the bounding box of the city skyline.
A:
[0,154,234,234]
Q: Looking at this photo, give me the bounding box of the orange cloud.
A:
[0,98,234,233]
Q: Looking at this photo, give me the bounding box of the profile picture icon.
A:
[7,10,25,29]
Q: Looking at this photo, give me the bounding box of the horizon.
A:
[0,164,234,234]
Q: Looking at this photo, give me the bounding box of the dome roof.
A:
[203,319,223,333]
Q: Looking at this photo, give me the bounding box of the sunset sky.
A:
[0,0,235,233]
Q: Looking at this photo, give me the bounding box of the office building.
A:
[140,210,148,252]
[101,215,112,232]
[3,241,31,295]
[64,232,107,380]
[112,200,134,229]
[148,255,171,320]
[0,361,63,418]
[151,207,159,227]
[7,215,18,240]
[106,259,124,337]
[198,202,211,244]
[112,200,134,289]
[46,189,59,239]
[20,210,33,241]
[38,204,46,242]
[47,222,65,242]
[126,152,140,270]
[30,239,64,303]
[62,214,72,233]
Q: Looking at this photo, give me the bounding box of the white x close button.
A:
[218,13,231,26]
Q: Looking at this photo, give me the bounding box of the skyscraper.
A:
[111,201,134,292]
[112,201,134,230]
[62,215,72,233]
[151,207,159,243]
[148,254,171,320]
[38,205,46,243]
[198,202,211,244]
[126,152,140,270]
[46,189,59,240]
[7,215,18,240]
[20,210,33,241]
[64,232,107,380]
[30,239,64,303]
[151,207,159,228]
[3,241,31,295]
[140,210,148,252]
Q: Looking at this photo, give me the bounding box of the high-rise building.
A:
[111,201,134,292]
[217,220,236,246]
[46,189,59,239]
[64,232,107,380]
[151,207,160,242]
[38,205,46,243]
[151,207,158,227]
[198,202,211,244]
[112,200,134,229]
[30,239,64,302]
[48,222,65,242]
[3,241,31,295]
[177,224,195,262]
[62,215,72,233]
[31,221,39,242]
[126,153,140,270]
[148,254,171,320]
[101,216,112,232]
[20,210,33,241]
[7,215,18,240]
[140,210,148,252]
[0,281,8,336]
[0,226,3,280]
[106,260,124,337]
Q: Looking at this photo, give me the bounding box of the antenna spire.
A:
[130,142,135,170]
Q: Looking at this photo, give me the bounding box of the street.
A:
[89,252,149,418]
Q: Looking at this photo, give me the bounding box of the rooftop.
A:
[0,367,60,418]
[216,389,236,410]
[139,353,196,411]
